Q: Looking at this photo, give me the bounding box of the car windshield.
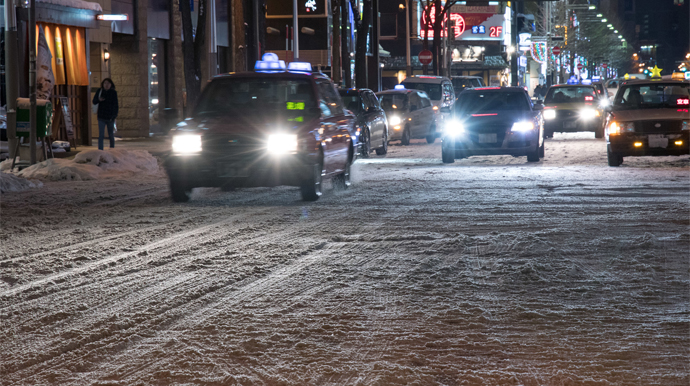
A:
[340,95,362,113]
[544,87,597,104]
[456,92,530,113]
[194,78,316,119]
[613,83,690,109]
[379,94,408,113]
[402,83,442,100]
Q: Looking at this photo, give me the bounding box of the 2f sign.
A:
[490,26,502,38]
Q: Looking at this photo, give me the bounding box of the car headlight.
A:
[172,134,202,154]
[389,116,402,126]
[267,133,298,154]
[543,109,557,120]
[607,121,634,135]
[511,121,534,132]
[444,120,464,137]
[580,108,599,120]
[599,98,610,107]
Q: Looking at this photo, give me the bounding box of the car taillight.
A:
[677,98,690,106]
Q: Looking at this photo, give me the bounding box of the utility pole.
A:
[511,0,519,86]
[405,0,411,77]
[341,1,351,87]
[293,0,299,59]
[29,0,37,164]
[332,1,341,84]
[4,0,18,160]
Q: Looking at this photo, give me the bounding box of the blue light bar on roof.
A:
[581,79,592,85]
[255,59,286,72]
[394,84,405,90]
[567,76,579,85]
[287,62,313,72]
[262,53,280,62]
[592,76,601,81]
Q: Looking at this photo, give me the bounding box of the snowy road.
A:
[1,133,688,385]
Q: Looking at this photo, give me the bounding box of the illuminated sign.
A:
[420,6,466,39]
[418,7,505,41]
[304,0,317,12]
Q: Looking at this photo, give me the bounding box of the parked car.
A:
[376,88,438,145]
[604,79,689,166]
[441,86,544,163]
[401,75,455,122]
[165,56,355,202]
[339,88,388,157]
[542,84,607,138]
[451,76,484,96]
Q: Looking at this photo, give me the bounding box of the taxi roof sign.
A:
[287,62,313,72]
[394,85,406,90]
[255,53,286,73]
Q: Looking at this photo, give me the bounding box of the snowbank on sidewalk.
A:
[7,149,160,181]
[0,172,43,193]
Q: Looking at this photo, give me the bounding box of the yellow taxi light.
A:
[634,142,643,147]
[675,140,683,146]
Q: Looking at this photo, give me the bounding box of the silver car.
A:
[376,89,438,145]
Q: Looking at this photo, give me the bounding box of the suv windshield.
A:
[402,83,442,100]
[544,87,597,104]
[613,83,690,109]
[194,78,316,118]
[456,92,529,113]
[379,94,409,113]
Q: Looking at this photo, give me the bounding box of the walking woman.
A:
[92,78,119,150]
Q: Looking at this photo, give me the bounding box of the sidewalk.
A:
[70,135,172,158]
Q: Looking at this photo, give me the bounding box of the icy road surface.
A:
[1,133,688,385]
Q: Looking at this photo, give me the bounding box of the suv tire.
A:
[300,159,324,201]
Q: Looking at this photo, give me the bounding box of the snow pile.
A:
[0,171,43,193]
[13,149,160,181]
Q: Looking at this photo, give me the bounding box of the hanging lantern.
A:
[530,42,547,64]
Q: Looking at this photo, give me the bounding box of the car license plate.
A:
[648,135,668,148]
[478,134,497,143]
[564,121,577,129]
[219,164,249,178]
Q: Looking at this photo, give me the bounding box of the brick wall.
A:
[109,0,149,137]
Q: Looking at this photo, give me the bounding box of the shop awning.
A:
[12,0,102,29]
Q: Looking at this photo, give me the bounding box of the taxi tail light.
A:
[677,98,690,106]
[585,96,594,101]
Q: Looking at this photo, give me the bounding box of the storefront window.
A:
[148,38,159,133]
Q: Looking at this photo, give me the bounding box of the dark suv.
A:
[165,57,355,202]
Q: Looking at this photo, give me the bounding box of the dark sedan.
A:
[441,87,544,163]
[605,79,689,166]
[339,88,388,157]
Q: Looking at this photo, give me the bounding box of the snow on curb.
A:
[0,172,43,193]
[0,149,160,182]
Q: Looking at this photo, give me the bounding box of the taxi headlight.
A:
[580,108,597,120]
[389,116,402,126]
[444,120,464,137]
[172,134,202,154]
[544,109,557,120]
[511,121,534,132]
[267,134,298,154]
[607,121,634,135]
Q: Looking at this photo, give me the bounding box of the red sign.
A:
[552,46,561,55]
[577,63,583,71]
[419,50,433,65]
[602,63,608,69]
[420,6,467,39]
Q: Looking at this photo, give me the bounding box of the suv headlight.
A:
[267,134,298,154]
[172,134,202,154]
[511,121,534,132]
[444,120,464,137]
[389,116,402,126]
[544,109,557,120]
